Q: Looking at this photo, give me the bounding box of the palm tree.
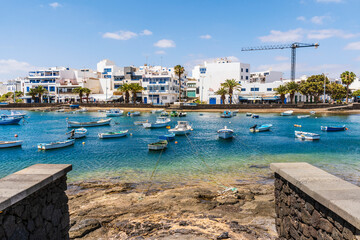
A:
[221,79,241,104]
[215,87,228,104]
[72,87,85,103]
[117,83,132,103]
[274,85,287,104]
[27,88,38,102]
[285,81,299,104]
[340,71,356,103]
[83,88,91,103]
[36,86,48,103]
[174,65,185,102]
[130,83,144,103]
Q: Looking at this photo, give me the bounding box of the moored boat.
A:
[67,128,87,139]
[232,110,238,116]
[170,111,179,117]
[221,111,232,118]
[246,113,252,117]
[127,111,141,116]
[10,111,26,117]
[0,115,22,125]
[67,118,111,127]
[75,108,88,113]
[310,111,316,115]
[70,104,80,109]
[106,109,123,117]
[251,114,259,119]
[160,111,169,117]
[297,115,310,119]
[0,140,23,148]
[321,125,347,132]
[159,133,175,141]
[178,112,187,117]
[295,131,320,140]
[151,109,164,114]
[55,109,65,112]
[168,121,192,135]
[98,130,129,139]
[38,139,75,150]
[250,124,272,132]
[217,126,234,139]
[148,140,168,151]
[281,110,294,116]
[143,117,171,128]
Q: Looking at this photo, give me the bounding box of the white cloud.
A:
[308,29,358,39]
[227,56,239,62]
[344,41,360,50]
[0,59,34,81]
[154,39,176,48]
[316,0,343,3]
[259,28,304,43]
[200,34,212,39]
[102,31,137,40]
[155,50,166,55]
[275,56,289,61]
[297,16,306,21]
[310,16,329,25]
[140,29,152,36]
[49,2,61,8]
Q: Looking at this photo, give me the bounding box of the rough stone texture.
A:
[0,176,70,239]
[274,173,360,239]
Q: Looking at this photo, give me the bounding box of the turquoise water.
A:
[1,110,360,183]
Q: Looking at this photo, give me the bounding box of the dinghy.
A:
[232,110,238,116]
[98,130,129,139]
[75,108,88,113]
[143,117,171,128]
[281,110,294,116]
[221,111,232,118]
[217,126,234,139]
[159,133,175,141]
[151,109,164,114]
[295,131,320,140]
[160,111,169,116]
[106,109,123,117]
[127,111,141,116]
[178,112,187,117]
[0,115,22,125]
[67,118,111,127]
[0,140,23,148]
[321,125,347,132]
[250,124,272,132]
[170,111,179,117]
[38,139,75,150]
[298,115,310,119]
[168,121,192,135]
[251,114,259,119]
[148,140,168,151]
[246,113,252,117]
[310,111,316,115]
[67,128,87,139]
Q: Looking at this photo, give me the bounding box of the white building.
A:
[192,58,250,104]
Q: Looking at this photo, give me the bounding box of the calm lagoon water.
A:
[1,110,360,184]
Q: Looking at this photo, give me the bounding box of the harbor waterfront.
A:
[1,110,360,185]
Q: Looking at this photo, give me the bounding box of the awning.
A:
[262,96,280,101]
[238,96,262,101]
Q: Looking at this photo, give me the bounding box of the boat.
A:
[10,111,26,117]
[321,125,347,132]
[55,109,65,112]
[151,109,164,114]
[70,104,80,109]
[127,111,141,116]
[67,118,112,127]
[67,128,87,139]
[232,110,238,116]
[0,115,22,125]
[168,121,193,135]
[298,115,310,119]
[159,133,175,141]
[98,110,106,112]
[75,108,88,113]
[106,109,123,117]
[148,140,168,151]
[143,117,171,128]
[178,112,187,117]
[170,111,179,117]
[221,111,232,118]
[217,126,234,139]
[295,131,320,140]
[98,130,129,139]
[310,111,316,115]
[250,124,272,132]
[38,139,75,150]
[160,111,169,117]
[251,114,259,119]
[281,110,294,116]
[134,120,148,125]
[246,113,252,117]
[0,140,23,148]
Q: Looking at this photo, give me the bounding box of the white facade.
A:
[192,58,250,104]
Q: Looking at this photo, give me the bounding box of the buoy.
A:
[346,128,349,130]
[294,124,302,127]
[82,142,85,145]
[130,133,133,136]
[14,134,18,137]
[175,141,178,144]
[166,126,171,129]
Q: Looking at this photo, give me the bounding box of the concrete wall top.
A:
[270,162,360,230]
[0,164,72,211]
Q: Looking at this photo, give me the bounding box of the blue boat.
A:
[220,111,232,118]
[70,104,80,109]
[251,114,259,119]
[250,124,272,132]
[0,115,22,125]
[321,125,347,132]
[159,133,175,141]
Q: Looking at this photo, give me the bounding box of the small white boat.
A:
[246,113,252,117]
[232,110,238,116]
[217,126,234,139]
[295,131,320,141]
[0,140,23,148]
[67,128,87,139]
[148,140,168,151]
[297,115,310,119]
[55,109,65,112]
[160,111,169,117]
[134,120,148,125]
[250,124,272,132]
[38,139,75,150]
[143,117,171,128]
[281,110,294,116]
[310,111,316,115]
[106,109,123,117]
[221,111,232,118]
[151,109,164,114]
[127,111,141,116]
[10,111,26,117]
[75,108,88,113]
[168,121,193,135]
[251,114,259,119]
[67,118,111,127]
[178,112,187,117]
[98,130,129,139]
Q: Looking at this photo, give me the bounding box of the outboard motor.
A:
[250,124,257,130]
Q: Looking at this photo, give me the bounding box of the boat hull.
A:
[67,119,111,128]
[0,141,23,148]
[218,131,233,139]
[106,113,123,117]
[159,134,175,141]
[38,140,75,150]
[0,117,22,125]
[148,140,168,151]
[98,131,128,139]
[321,126,346,132]
[168,129,191,135]
[295,131,320,140]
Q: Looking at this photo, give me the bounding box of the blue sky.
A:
[0,0,360,81]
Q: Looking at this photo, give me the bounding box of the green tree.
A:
[328,82,346,103]
[83,88,91,103]
[27,88,38,102]
[36,86,48,103]
[352,90,360,97]
[174,65,185,102]
[215,87,228,104]
[340,71,356,103]
[274,85,287,104]
[129,83,144,103]
[221,79,241,104]
[285,81,299,104]
[72,87,85,103]
[298,80,310,102]
[304,75,329,103]
[117,83,132,103]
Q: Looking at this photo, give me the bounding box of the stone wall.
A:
[0,164,72,240]
[271,163,360,240]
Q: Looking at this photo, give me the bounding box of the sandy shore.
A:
[67,177,277,240]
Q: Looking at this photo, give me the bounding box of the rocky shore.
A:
[67,178,277,239]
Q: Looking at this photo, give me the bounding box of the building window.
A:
[246,69,249,72]
[241,68,243,72]
[241,76,243,80]
[241,88,246,91]
[246,76,248,80]
[50,86,55,92]
[250,87,259,92]
[200,68,206,74]
[267,88,272,91]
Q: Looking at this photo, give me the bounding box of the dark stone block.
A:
[0,227,5,238]
[42,204,54,221]
[52,209,62,226]
[3,215,16,238]
[30,204,40,219]
[30,227,46,240]
[27,219,35,232]
[9,223,29,240]
[13,204,24,218]
[35,215,44,228]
